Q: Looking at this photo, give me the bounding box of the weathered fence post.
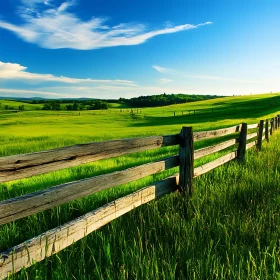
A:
[174,112,176,117]
[278,115,280,128]
[237,123,247,162]
[179,127,194,196]
[270,118,274,135]
[265,119,269,142]
[257,120,264,150]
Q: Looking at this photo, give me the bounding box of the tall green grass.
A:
[3,130,279,280]
[0,93,280,279]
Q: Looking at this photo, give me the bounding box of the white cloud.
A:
[0,1,212,50]
[0,61,138,86]
[152,65,171,73]
[0,84,194,99]
[21,0,53,7]
[152,64,256,83]
[0,88,68,98]
[1,81,279,100]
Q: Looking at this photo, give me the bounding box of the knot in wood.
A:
[68,156,77,161]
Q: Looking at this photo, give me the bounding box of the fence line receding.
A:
[0,116,278,280]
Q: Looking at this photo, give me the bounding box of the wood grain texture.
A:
[0,135,180,183]
[193,125,241,141]
[247,140,257,149]
[194,139,237,160]
[270,119,274,135]
[246,132,258,141]
[194,151,236,177]
[257,120,264,150]
[179,127,194,196]
[0,175,179,280]
[265,120,269,142]
[247,123,258,130]
[0,156,179,225]
[237,123,247,162]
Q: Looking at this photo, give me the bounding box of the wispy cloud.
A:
[152,65,172,73]
[21,0,52,7]
[0,88,68,98]
[0,0,212,50]
[0,61,138,86]
[0,84,194,99]
[153,64,256,83]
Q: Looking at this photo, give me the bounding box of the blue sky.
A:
[0,0,279,99]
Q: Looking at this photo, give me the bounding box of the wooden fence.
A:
[0,115,280,279]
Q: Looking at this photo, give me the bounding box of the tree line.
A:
[41,100,109,111]
[118,93,220,107]
[17,93,222,111]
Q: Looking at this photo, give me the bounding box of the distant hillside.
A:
[0,96,46,101]
[118,93,222,107]
[0,93,222,111]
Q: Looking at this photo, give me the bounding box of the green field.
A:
[0,93,280,279]
[1,93,280,156]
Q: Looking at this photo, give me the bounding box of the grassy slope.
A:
[0,93,280,279]
[0,93,280,156]
[0,100,42,111]
[3,127,280,280]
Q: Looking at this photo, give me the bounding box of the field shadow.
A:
[130,96,280,128]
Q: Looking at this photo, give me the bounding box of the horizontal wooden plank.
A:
[247,132,258,141]
[247,140,256,149]
[193,125,241,141]
[0,156,179,226]
[0,134,179,183]
[194,151,236,177]
[247,123,258,129]
[0,175,179,279]
[194,139,237,160]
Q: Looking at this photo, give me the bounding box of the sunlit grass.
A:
[0,93,280,156]
[0,93,280,279]
[2,131,279,280]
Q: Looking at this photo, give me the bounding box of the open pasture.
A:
[0,93,280,156]
[0,93,280,279]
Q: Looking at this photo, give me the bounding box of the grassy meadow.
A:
[1,93,280,156]
[0,93,280,279]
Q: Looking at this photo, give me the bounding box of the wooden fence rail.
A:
[0,156,179,225]
[0,116,279,279]
[0,135,180,183]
